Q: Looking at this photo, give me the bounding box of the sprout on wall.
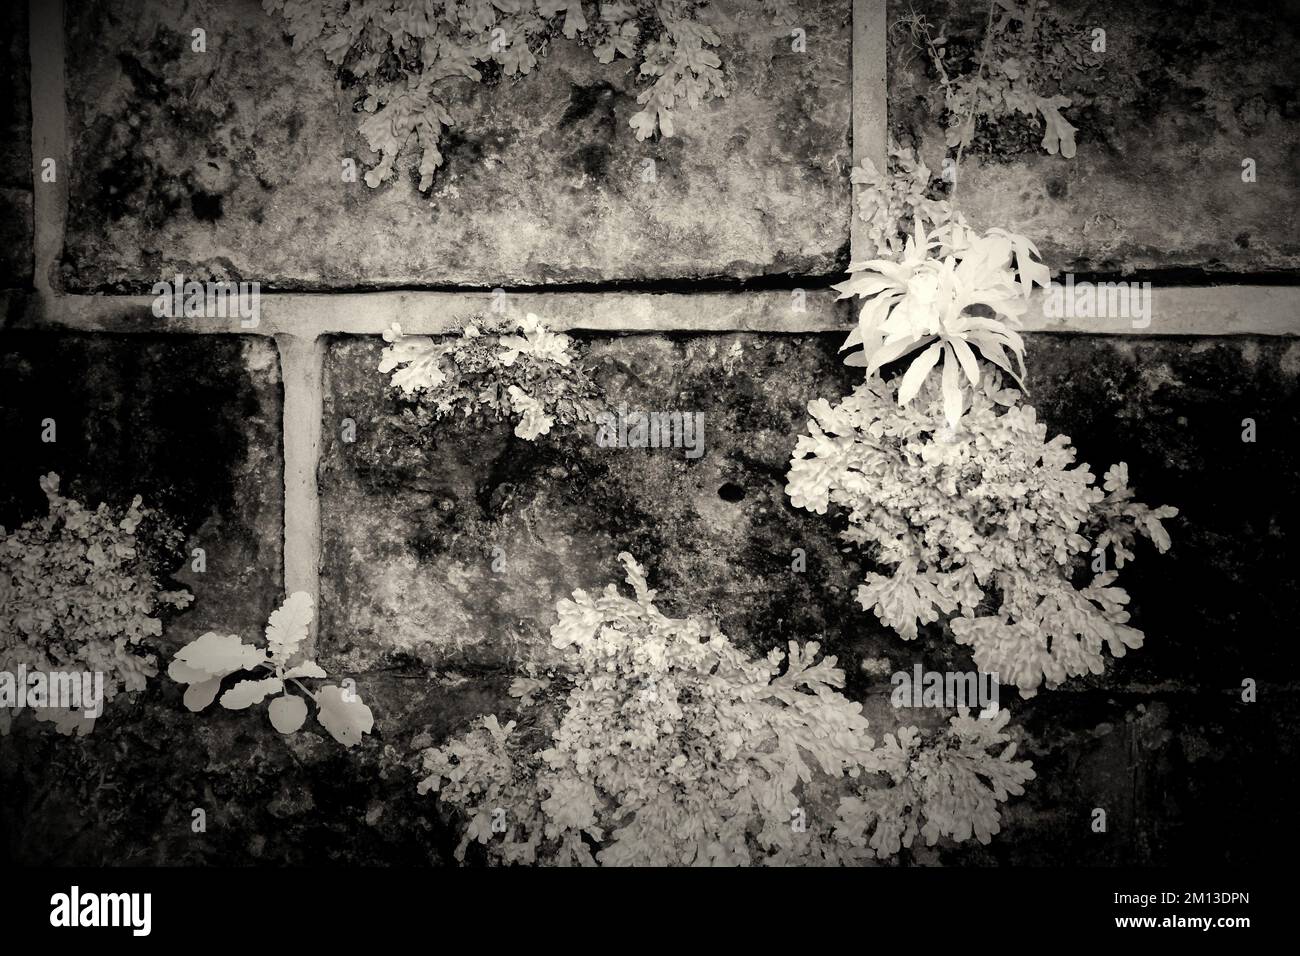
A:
[378,314,603,440]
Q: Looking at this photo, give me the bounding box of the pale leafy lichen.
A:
[378,314,602,440]
[263,0,728,190]
[0,473,192,736]
[786,374,1177,696]
[417,554,1034,865]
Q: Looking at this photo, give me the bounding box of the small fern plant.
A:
[417,554,1034,865]
[264,0,728,190]
[379,314,602,440]
[0,474,191,736]
[169,591,374,747]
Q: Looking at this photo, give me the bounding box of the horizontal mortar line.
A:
[1,285,1296,336]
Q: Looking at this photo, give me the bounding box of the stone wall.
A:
[1,0,1297,866]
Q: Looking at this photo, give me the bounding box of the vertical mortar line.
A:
[29,0,68,297]
[851,0,889,262]
[277,333,326,652]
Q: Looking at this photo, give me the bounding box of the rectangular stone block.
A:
[0,333,284,647]
[320,328,1299,707]
[62,0,851,292]
[888,0,1300,274]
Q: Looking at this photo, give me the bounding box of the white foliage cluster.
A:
[169,592,374,748]
[418,555,1034,865]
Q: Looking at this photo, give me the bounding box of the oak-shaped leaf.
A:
[220,677,285,711]
[265,591,313,666]
[315,684,375,748]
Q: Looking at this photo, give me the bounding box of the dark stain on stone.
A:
[1046,177,1068,199]
[0,334,263,539]
[717,482,746,503]
[560,82,618,130]
[558,83,618,181]
[115,51,168,102]
[190,190,223,222]
[1235,232,1251,248]
[441,128,485,167]
[571,142,610,179]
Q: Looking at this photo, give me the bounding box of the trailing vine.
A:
[895,0,1103,160]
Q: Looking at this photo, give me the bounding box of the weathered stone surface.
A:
[0,333,284,649]
[957,691,1297,866]
[61,0,851,293]
[889,0,1300,274]
[1025,336,1300,692]
[321,332,887,681]
[0,672,493,865]
[321,331,1300,703]
[1,3,33,287]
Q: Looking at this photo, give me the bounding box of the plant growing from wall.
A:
[168,591,375,747]
[896,0,1103,159]
[793,130,1176,694]
[417,554,1033,865]
[379,314,602,440]
[263,0,727,190]
[786,373,1176,696]
[0,473,191,736]
[850,142,958,260]
[837,707,1033,856]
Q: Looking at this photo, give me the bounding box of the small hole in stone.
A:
[718,482,745,503]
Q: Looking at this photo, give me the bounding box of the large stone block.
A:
[320,329,1300,708]
[61,0,851,292]
[0,333,284,648]
[320,331,888,682]
[889,0,1300,274]
[989,691,1298,865]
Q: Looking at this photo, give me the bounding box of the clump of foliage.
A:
[169,591,374,747]
[417,554,1034,865]
[379,314,603,440]
[896,0,1103,158]
[786,373,1177,696]
[838,708,1034,855]
[850,142,957,260]
[834,212,1050,429]
[263,0,727,190]
[0,474,191,736]
[800,130,1177,695]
